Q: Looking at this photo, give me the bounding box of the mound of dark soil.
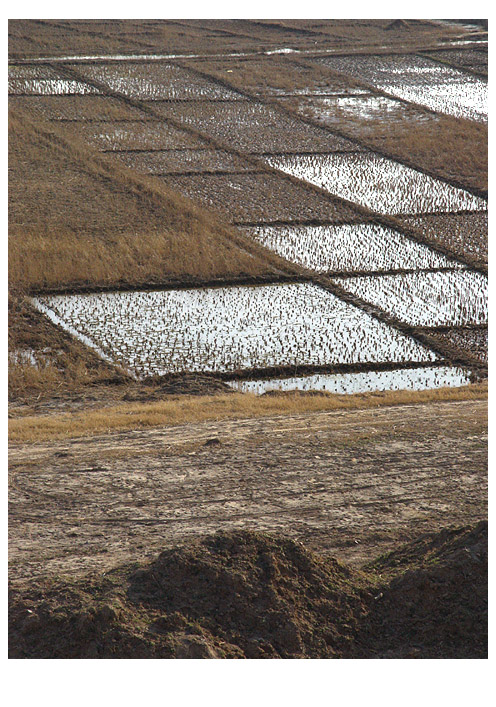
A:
[356,521,488,658]
[9,524,487,659]
[8,531,370,659]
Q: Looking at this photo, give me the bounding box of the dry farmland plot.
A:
[159,173,362,224]
[397,213,488,267]
[331,271,488,328]
[227,365,473,395]
[152,100,362,153]
[72,62,247,101]
[265,153,487,214]
[183,55,369,98]
[32,283,439,379]
[8,95,147,122]
[111,149,258,175]
[244,223,462,274]
[316,54,488,122]
[74,120,204,151]
[8,111,277,291]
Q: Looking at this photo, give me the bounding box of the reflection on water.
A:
[227,365,472,395]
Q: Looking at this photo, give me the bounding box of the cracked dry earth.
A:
[9,399,487,587]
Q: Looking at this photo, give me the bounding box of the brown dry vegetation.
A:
[8,19,463,61]
[182,54,366,96]
[8,380,487,444]
[8,109,282,292]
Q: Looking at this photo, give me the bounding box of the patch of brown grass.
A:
[9,381,487,444]
[8,109,282,292]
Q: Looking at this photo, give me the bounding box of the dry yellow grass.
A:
[8,109,282,292]
[9,381,487,444]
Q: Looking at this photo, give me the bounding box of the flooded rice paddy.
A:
[332,270,488,327]
[227,365,473,395]
[245,223,462,273]
[8,78,100,96]
[32,284,438,378]
[75,120,203,151]
[318,54,487,122]
[73,62,246,101]
[292,94,434,135]
[265,153,487,214]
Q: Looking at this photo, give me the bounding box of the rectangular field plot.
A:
[75,120,203,151]
[331,270,488,327]
[33,283,438,378]
[397,213,488,266]
[73,62,246,100]
[160,173,362,223]
[266,153,487,215]
[245,223,462,273]
[420,49,487,76]
[112,149,257,175]
[152,101,361,153]
[289,95,434,137]
[318,54,487,122]
[8,95,147,121]
[228,365,472,395]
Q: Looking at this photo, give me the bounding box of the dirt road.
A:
[9,398,487,586]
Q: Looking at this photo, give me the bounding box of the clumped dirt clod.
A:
[9,523,487,659]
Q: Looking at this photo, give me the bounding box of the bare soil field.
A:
[9,398,487,583]
[9,398,487,657]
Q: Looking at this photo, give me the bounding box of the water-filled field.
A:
[227,365,472,395]
[318,54,488,122]
[245,223,462,273]
[265,153,487,214]
[33,283,438,378]
[332,270,488,327]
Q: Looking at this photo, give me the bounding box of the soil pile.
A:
[9,524,487,658]
[356,520,488,658]
[8,530,370,659]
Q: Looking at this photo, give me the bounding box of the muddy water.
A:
[227,365,473,395]
[32,283,438,379]
[265,153,487,214]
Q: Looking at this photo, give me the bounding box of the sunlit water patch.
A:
[8,78,100,95]
[265,153,487,214]
[332,270,488,327]
[318,54,487,122]
[227,365,472,395]
[245,223,462,273]
[32,283,438,378]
